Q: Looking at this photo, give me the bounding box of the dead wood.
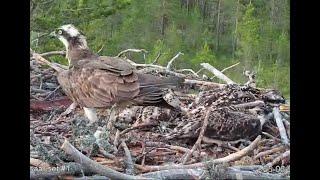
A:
[60,139,150,180]
[181,107,211,164]
[273,107,290,145]
[121,140,135,175]
[254,145,286,160]
[117,48,148,57]
[267,150,290,167]
[201,63,235,84]
[140,166,288,180]
[40,51,66,57]
[136,135,261,172]
[166,52,184,70]
[30,162,85,180]
[30,158,51,168]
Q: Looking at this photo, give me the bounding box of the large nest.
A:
[30,50,290,179]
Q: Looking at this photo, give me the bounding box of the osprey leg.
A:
[83,107,99,124]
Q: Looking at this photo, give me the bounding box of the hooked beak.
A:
[49,31,57,38]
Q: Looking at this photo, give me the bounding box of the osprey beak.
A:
[49,31,56,38]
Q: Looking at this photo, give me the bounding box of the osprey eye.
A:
[57,29,63,35]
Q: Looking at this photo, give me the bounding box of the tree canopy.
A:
[31,0,290,98]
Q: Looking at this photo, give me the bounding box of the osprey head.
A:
[50,24,88,50]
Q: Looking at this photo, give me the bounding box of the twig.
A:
[261,132,281,142]
[166,52,184,70]
[221,62,240,73]
[140,166,287,180]
[152,52,161,64]
[176,69,199,77]
[211,62,240,79]
[40,51,66,57]
[273,107,290,145]
[30,162,85,180]
[97,45,105,54]
[184,79,225,89]
[31,49,67,72]
[30,158,51,168]
[120,123,157,136]
[121,140,135,175]
[266,150,290,167]
[254,145,286,160]
[181,107,211,164]
[113,129,120,153]
[117,49,148,57]
[136,135,261,172]
[60,139,149,180]
[202,137,240,152]
[44,85,61,100]
[201,63,235,84]
[233,100,265,108]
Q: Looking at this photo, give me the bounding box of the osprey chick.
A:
[50,24,183,123]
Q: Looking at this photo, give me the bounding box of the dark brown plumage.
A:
[52,24,183,110]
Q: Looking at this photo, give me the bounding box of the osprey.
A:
[50,24,183,123]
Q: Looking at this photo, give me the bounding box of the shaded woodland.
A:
[30,0,290,98]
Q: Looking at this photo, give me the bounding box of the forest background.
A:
[30,0,290,98]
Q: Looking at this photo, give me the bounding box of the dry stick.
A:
[273,107,290,145]
[233,100,265,108]
[31,49,68,72]
[267,150,290,167]
[97,45,105,54]
[221,62,240,73]
[184,79,226,89]
[30,158,51,168]
[211,62,240,79]
[113,129,120,153]
[202,137,240,152]
[30,162,85,180]
[201,63,235,84]
[117,49,148,57]
[261,132,281,142]
[181,107,211,164]
[60,139,150,180]
[254,145,286,160]
[135,135,261,172]
[40,51,66,57]
[151,52,161,64]
[176,69,199,77]
[121,140,135,175]
[166,52,184,70]
[141,166,286,180]
[120,123,157,136]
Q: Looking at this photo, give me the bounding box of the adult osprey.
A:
[50,24,183,123]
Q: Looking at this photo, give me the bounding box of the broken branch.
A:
[273,107,290,145]
[201,63,235,84]
[166,52,184,70]
[60,139,149,180]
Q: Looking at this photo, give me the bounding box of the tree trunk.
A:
[232,0,240,58]
[215,0,221,51]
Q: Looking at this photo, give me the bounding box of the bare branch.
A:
[181,107,211,164]
[40,51,66,57]
[201,63,235,84]
[221,62,240,73]
[176,69,199,77]
[121,140,135,175]
[166,52,184,70]
[135,135,261,172]
[151,52,161,64]
[117,49,148,57]
[60,139,149,180]
[273,107,290,145]
[97,45,105,54]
